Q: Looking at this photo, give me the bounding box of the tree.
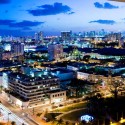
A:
[56,118,63,125]
[68,79,87,97]
[87,94,104,115]
[11,121,16,125]
[79,120,86,125]
[50,113,56,124]
[82,55,91,62]
[65,121,69,125]
[109,80,122,100]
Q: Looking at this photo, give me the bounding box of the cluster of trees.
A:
[0,121,25,125]
[96,42,118,48]
[67,79,89,98]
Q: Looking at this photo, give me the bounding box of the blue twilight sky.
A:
[0,0,125,36]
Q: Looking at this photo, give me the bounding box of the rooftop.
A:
[47,88,66,94]
[67,62,97,68]
[0,60,21,68]
[9,72,59,86]
[51,68,74,74]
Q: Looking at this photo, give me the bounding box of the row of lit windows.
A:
[53,93,65,97]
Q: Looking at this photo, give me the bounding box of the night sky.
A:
[0,0,125,36]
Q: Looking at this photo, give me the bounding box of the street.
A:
[0,96,38,125]
[0,104,28,125]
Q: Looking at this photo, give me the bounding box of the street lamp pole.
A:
[8,112,11,125]
[0,108,3,115]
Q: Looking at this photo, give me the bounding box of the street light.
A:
[8,112,11,125]
[0,108,3,115]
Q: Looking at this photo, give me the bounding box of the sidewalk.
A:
[27,111,52,125]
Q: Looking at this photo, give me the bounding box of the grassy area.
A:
[61,109,86,121]
[47,121,75,125]
[44,113,76,125]
[45,113,62,120]
[52,102,86,112]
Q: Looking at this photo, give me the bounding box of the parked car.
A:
[42,117,50,122]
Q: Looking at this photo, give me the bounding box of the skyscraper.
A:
[11,42,24,57]
[34,31,44,41]
[0,46,3,60]
[61,31,72,41]
[48,44,63,61]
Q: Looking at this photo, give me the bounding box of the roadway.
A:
[0,96,39,125]
[0,104,28,125]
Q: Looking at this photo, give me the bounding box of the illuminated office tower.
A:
[48,44,63,61]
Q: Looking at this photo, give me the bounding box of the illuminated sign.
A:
[80,115,94,123]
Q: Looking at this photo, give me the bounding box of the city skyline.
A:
[0,0,125,36]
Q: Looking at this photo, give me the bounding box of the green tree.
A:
[11,121,16,125]
[50,113,56,124]
[79,120,86,125]
[82,55,91,62]
[87,94,105,116]
[65,121,69,125]
[56,118,63,125]
[69,79,87,97]
[110,80,122,100]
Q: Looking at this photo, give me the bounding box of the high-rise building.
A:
[119,37,124,48]
[11,42,24,57]
[61,31,72,41]
[106,32,121,41]
[34,31,44,41]
[48,44,63,61]
[0,36,2,42]
[0,46,3,60]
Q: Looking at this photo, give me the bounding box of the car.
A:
[42,117,50,122]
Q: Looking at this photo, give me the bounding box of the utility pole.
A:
[8,112,11,125]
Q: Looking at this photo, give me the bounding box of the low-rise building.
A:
[51,68,75,87]
[49,89,66,104]
[6,72,66,108]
